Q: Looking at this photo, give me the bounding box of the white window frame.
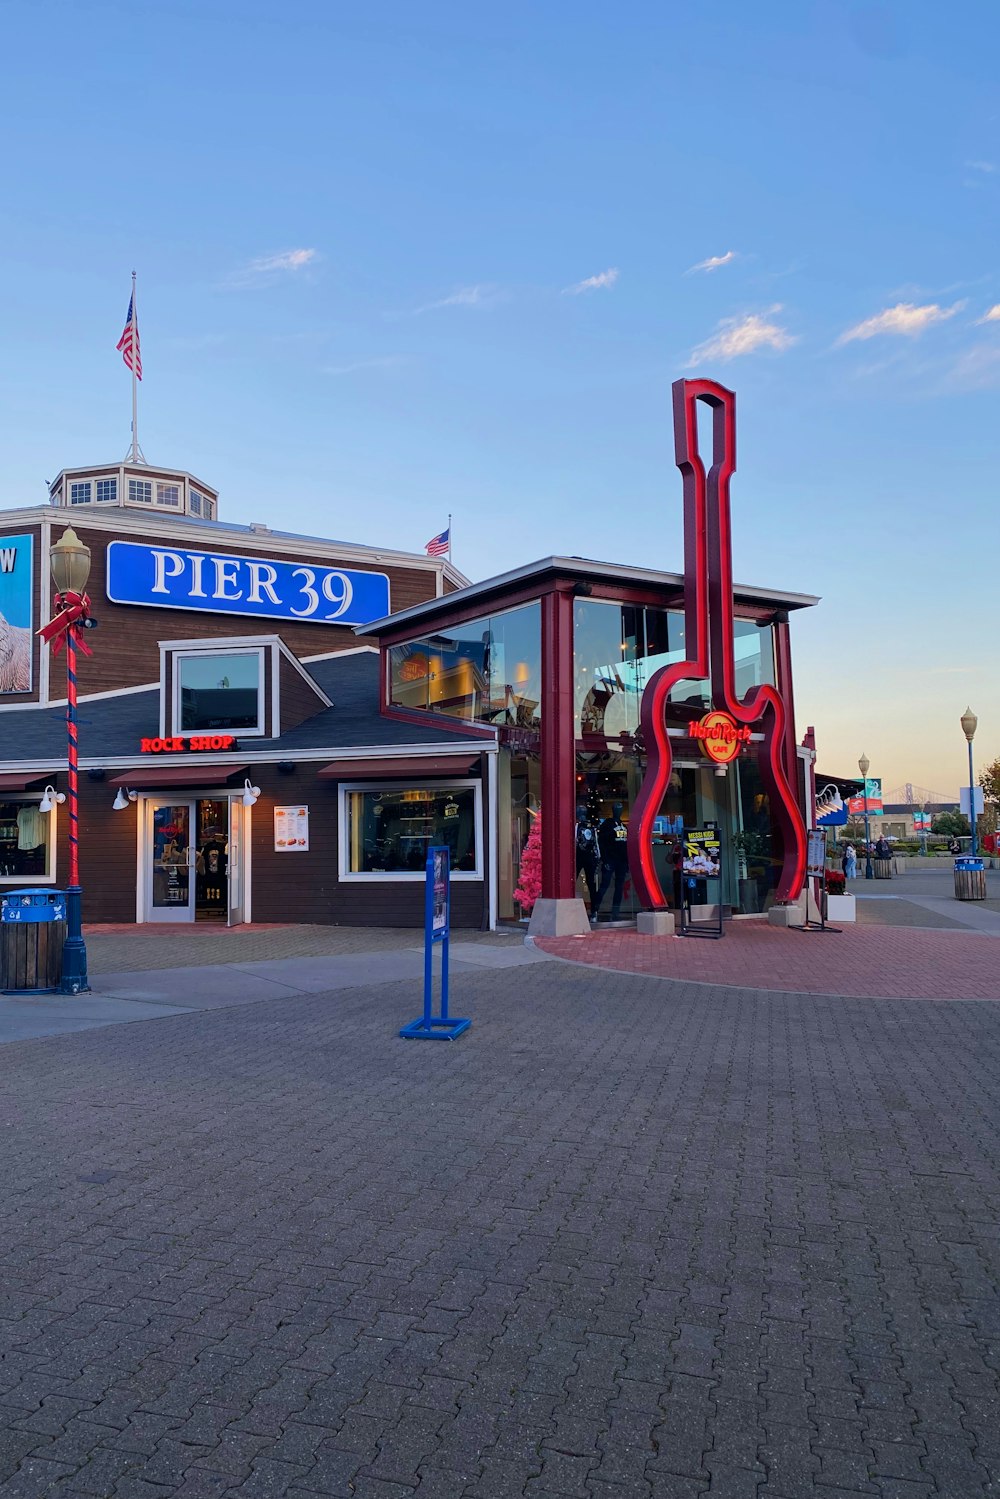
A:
[156,482,181,507]
[190,489,205,515]
[128,478,153,504]
[95,477,118,503]
[69,481,92,505]
[338,778,483,882]
[0,797,58,885]
[172,645,267,739]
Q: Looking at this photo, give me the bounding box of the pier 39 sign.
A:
[106,541,390,628]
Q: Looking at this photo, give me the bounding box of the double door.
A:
[144,797,246,924]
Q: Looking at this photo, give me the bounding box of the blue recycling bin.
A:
[953,858,986,901]
[1,890,67,992]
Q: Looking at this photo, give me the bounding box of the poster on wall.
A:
[0,533,34,694]
[274,805,309,852]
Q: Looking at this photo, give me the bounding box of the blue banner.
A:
[0,532,34,694]
[106,540,390,628]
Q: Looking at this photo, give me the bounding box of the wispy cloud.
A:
[226,248,319,288]
[322,355,406,377]
[967,160,996,174]
[687,250,737,274]
[409,284,501,315]
[838,301,964,344]
[689,307,796,364]
[562,267,619,295]
[978,304,1000,323]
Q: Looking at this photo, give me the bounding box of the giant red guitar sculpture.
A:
[626,378,807,910]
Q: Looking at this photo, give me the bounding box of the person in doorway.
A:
[842,842,858,881]
[575,805,600,913]
[592,801,629,924]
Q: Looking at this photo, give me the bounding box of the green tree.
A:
[980,757,999,838]
[932,810,971,838]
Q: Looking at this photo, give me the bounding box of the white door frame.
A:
[137,792,252,925]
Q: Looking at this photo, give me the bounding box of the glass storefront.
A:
[573,598,779,922]
[386,592,784,924]
[389,602,541,729]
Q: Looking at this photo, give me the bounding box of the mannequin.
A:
[575,805,599,912]
[592,801,629,924]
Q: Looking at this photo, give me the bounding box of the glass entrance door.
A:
[147,801,196,922]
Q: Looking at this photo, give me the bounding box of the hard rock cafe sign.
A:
[688,711,752,764]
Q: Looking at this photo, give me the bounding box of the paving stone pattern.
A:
[0,963,998,1496]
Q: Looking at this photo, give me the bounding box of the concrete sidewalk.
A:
[0,937,551,1045]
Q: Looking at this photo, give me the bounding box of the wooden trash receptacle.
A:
[0,890,66,993]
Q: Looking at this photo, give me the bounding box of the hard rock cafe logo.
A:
[688,711,752,764]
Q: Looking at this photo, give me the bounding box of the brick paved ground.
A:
[81,926,522,976]
[0,961,999,1495]
[537,924,1000,1000]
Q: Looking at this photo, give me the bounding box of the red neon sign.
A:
[626,379,807,909]
[140,735,236,754]
[688,711,752,764]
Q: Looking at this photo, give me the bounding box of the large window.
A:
[0,799,56,883]
[389,602,541,728]
[342,783,481,879]
[574,599,774,741]
[175,650,264,734]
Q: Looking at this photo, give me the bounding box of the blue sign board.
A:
[2,890,66,923]
[106,540,391,628]
[399,847,471,1040]
[0,532,34,694]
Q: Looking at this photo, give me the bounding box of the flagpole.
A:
[447,512,452,564]
[130,271,138,463]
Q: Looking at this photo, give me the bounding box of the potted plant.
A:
[824,866,855,922]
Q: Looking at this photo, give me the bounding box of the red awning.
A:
[0,774,49,792]
[317,754,481,780]
[108,763,249,789]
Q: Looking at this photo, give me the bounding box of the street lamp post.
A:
[49,528,92,994]
[920,801,928,857]
[961,707,978,855]
[859,753,873,879]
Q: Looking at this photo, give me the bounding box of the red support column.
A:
[540,588,577,900]
[772,614,800,805]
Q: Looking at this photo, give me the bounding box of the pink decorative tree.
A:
[513,809,542,913]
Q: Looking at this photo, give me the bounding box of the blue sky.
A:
[0,0,997,795]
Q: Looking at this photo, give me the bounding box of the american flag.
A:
[425,527,450,557]
[116,294,142,380]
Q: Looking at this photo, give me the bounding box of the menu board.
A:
[274,805,309,852]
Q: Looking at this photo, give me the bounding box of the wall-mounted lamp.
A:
[242,779,261,807]
[38,785,66,814]
[112,787,138,811]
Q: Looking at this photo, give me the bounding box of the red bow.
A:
[37,591,94,658]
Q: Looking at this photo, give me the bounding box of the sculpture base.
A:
[768,903,805,929]
[636,910,676,937]
[527,898,591,937]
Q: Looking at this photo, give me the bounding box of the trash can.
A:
[0,890,67,993]
[954,857,987,902]
[873,858,893,880]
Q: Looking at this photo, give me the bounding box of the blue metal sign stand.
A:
[400,847,471,1040]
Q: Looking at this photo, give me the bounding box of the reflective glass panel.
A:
[346,786,478,874]
[178,652,262,731]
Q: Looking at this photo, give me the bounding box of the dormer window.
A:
[70,481,92,505]
[175,648,265,735]
[129,479,153,504]
[157,483,180,507]
[96,478,117,502]
[190,489,204,516]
